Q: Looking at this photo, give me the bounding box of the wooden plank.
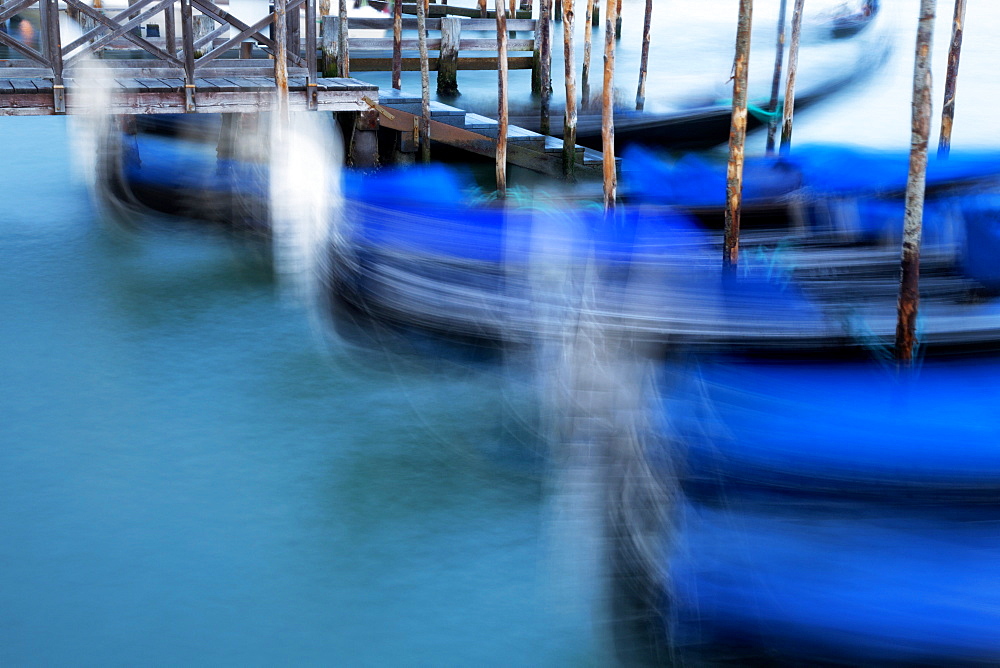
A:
[158,77,187,90]
[0,87,371,114]
[31,78,54,93]
[0,80,15,92]
[9,79,38,94]
[345,17,535,30]
[135,77,173,90]
[345,55,534,71]
[193,77,222,92]
[346,36,533,51]
[201,77,244,92]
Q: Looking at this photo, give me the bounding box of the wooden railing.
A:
[318,15,537,95]
[0,0,318,112]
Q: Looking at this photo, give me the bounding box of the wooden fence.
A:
[0,0,318,112]
[319,15,537,95]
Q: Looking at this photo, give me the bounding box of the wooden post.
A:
[723,0,752,274]
[350,109,380,168]
[554,0,561,22]
[437,16,460,96]
[338,0,349,76]
[164,1,177,56]
[275,0,290,122]
[44,0,65,113]
[181,0,196,111]
[896,0,936,364]
[538,0,552,134]
[765,0,787,154]
[320,0,330,15]
[320,15,338,77]
[601,0,616,209]
[416,0,431,162]
[288,0,300,61]
[305,0,317,108]
[496,0,509,198]
[392,0,402,88]
[562,0,576,178]
[193,14,213,54]
[938,0,966,159]
[614,0,620,39]
[479,0,487,18]
[634,0,651,110]
[581,0,594,107]
[778,0,804,155]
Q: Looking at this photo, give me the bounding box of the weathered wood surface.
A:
[368,0,530,18]
[377,87,617,178]
[344,56,535,71]
[896,0,937,364]
[723,0,753,273]
[0,76,376,114]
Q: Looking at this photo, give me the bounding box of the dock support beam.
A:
[350,109,380,168]
[320,15,337,77]
[437,16,461,96]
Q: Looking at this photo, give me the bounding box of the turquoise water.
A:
[0,118,600,665]
[4,1,1000,663]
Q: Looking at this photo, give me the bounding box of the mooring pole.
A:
[614,0,621,39]
[765,0,787,155]
[392,0,403,88]
[601,0,617,209]
[938,0,966,159]
[581,0,594,107]
[538,0,553,134]
[723,0,753,274]
[417,0,431,162]
[337,0,349,76]
[479,0,486,18]
[634,0,651,110]
[778,0,804,155]
[496,0,509,197]
[563,0,576,178]
[274,0,290,121]
[896,0,936,364]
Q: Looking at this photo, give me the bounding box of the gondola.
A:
[92,119,1000,358]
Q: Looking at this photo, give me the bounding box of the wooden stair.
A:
[375,88,620,178]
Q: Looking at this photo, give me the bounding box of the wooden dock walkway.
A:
[0,74,376,114]
[377,88,617,178]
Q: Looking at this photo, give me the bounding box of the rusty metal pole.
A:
[723,0,753,274]
[581,0,594,107]
[538,0,552,134]
[634,0,651,110]
[938,0,966,159]
[392,0,402,88]
[417,0,431,162]
[896,0,936,364]
[562,0,576,178]
[496,0,509,197]
[601,0,617,209]
[765,0,787,155]
[778,0,803,156]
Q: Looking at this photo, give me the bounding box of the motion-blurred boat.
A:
[93,119,1000,358]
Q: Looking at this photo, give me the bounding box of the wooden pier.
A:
[0,0,617,178]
